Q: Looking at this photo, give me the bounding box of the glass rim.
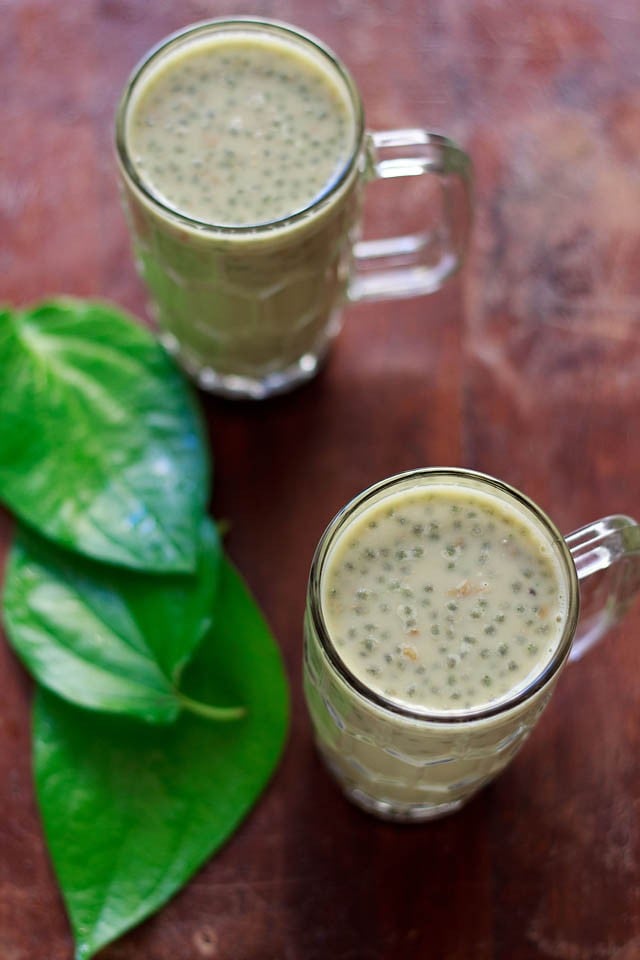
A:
[308,467,581,725]
[114,16,366,235]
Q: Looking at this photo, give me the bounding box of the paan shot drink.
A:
[304,469,581,821]
[117,20,361,397]
[116,19,472,399]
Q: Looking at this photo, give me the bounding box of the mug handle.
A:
[347,129,473,303]
[566,515,640,661]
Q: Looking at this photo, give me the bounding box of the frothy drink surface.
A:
[126,32,354,226]
[322,484,567,714]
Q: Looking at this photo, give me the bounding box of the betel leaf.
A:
[34,556,289,960]
[3,518,238,724]
[0,299,209,572]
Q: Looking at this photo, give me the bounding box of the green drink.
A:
[116,19,472,398]
[304,468,640,820]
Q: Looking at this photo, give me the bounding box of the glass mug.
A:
[115,18,472,399]
[303,468,640,822]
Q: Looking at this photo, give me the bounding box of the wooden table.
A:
[2,2,639,958]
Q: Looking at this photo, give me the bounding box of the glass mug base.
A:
[318,746,467,822]
[159,329,333,401]
[347,790,466,824]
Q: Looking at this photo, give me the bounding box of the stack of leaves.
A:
[0,300,289,960]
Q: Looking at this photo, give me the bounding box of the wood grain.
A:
[1,1,639,958]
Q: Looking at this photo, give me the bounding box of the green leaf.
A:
[0,299,209,572]
[34,557,289,960]
[3,519,229,724]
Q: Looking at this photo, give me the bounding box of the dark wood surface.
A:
[2,2,640,958]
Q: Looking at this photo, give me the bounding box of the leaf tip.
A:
[74,941,93,960]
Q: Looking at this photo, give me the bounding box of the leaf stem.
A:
[176,691,246,722]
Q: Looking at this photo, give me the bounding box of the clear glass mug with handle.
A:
[115,18,472,399]
[303,468,640,822]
